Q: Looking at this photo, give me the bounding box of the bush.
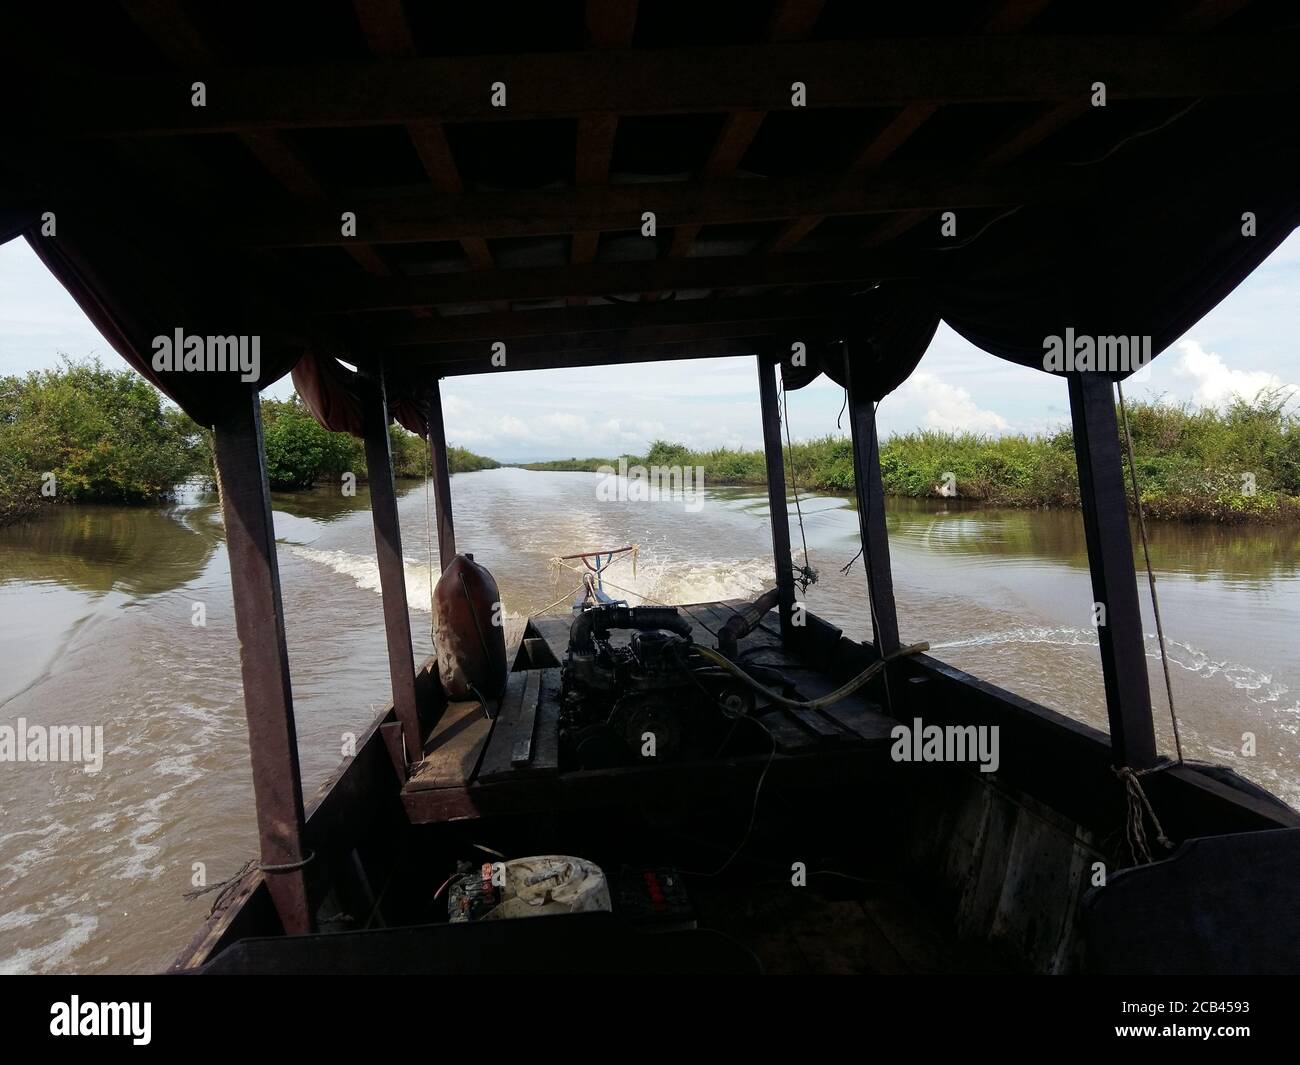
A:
[515,393,1299,524]
[0,358,202,522]
[389,426,426,478]
[260,397,357,490]
[447,446,500,473]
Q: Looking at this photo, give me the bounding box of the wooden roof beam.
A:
[239,163,1086,247]
[34,35,1300,136]
[570,1,639,303]
[395,320,815,369]
[661,0,826,272]
[121,0,392,275]
[303,247,913,313]
[430,337,765,377]
[866,0,1249,249]
[373,291,838,346]
[768,0,1047,252]
[353,0,494,279]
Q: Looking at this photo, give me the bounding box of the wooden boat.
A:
[5,2,1299,976]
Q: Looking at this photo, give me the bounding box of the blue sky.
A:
[2,232,1296,462]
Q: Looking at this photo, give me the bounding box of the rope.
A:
[694,641,928,711]
[778,373,817,591]
[533,581,589,616]
[1113,766,1174,865]
[1116,381,1184,764]
[183,850,316,916]
[553,563,722,638]
[548,545,639,585]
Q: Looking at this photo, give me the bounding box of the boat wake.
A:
[288,545,773,619]
[289,547,439,613]
[932,625,1295,713]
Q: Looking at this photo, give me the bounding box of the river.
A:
[1,465,1297,973]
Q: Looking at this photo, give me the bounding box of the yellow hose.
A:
[693,641,930,711]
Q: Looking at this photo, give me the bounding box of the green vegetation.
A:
[0,361,501,526]
[259,398,357,490]
[0,359,203,525]
[518,394,1300,524]
[447,445,501,473]
[227,397,499,489]
[3,359,1292,526]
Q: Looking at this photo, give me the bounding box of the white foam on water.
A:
[0,908,98,975]
[291,545,775,617]
[933,626,1292,706]
[290,547,436,612]
[1159,638,1290,706]
[0,821,76,889]
[547,555,774,610]
[932,626,1101,651]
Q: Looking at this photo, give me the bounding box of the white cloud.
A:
[1171,339,1292,408]
[891,370,1010,433]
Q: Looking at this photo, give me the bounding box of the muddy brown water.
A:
[1,465,1297,972]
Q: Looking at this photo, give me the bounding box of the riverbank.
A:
[0,363,499,526]
[518,396,1300,524]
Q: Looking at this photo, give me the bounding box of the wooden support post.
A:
[362,368,423,771]
[1067,373,1159,769]
[427,377,457,572]
[845,346,901,657]
[756,351,796,641]
[210,387,313,935]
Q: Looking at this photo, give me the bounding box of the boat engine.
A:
[559,603,774,769]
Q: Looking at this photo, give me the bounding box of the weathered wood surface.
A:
[426,378,457,573]
[404,698,492,791]
[1067,372,1157,769]
[698,603,893,745]
[476,668,560,783]
[756,353,796,642]
[845,354,900,657]
[51,36,1300,135]
[362,371,422,767]
[210,387,313,934]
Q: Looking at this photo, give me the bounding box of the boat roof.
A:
[3,1,1299,421]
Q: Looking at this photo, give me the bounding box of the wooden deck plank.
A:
[696,603,858,745]
[512,669,543,766]
[530,613,572,656]
[473,672,529,782]
[529,669,562,774]
[752,707,822,753]
[783,670,895,743]
[405,698,493,791]
[503,613,530,670]
[474,668,561,783]
[699,603,892,743]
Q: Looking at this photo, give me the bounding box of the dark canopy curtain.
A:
[25,209,303,426]
[292,352,429,439]
[779,282,940,401]
[934,145,1300,377]
[784,136,1300,398]
[22,206,430,439]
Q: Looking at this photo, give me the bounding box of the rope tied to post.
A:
[183,850,316,917]
[1113,765,1174,866]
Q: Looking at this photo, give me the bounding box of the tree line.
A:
[0,359,499,526]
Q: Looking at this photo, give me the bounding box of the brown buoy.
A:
[432,553,508,701]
